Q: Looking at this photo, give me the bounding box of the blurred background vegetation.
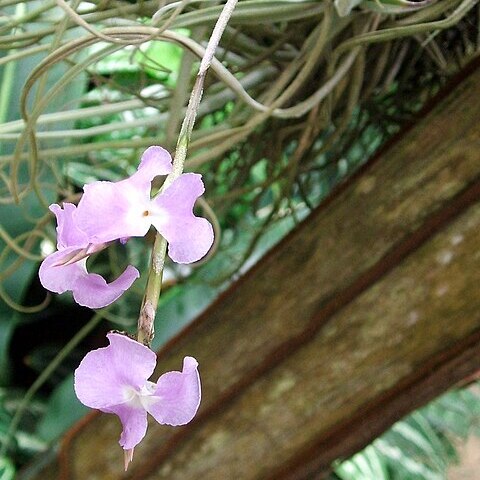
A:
[0,0,479,478]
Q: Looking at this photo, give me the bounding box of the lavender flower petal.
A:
[76,179,152,243]
[39,247,85,294]
[39,251,139,308]
[75,147,173,243]
[152,173,214,263]
[105,404,148,451]
[50,203,88,249]
[73,265,139,309]
[133,146,173,187]
[75,334,202,462]
[147,356,201,426]
[74,333,157,410]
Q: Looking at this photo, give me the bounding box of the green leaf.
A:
[0,456,15,480]
[388,422,444,473]
[409,412,452,467]
[137,30,190,86]
[335,445,388,480]
[36,375,88,443]
[362,445,388,479]
[0,317,17,386]
[375,439,442,480]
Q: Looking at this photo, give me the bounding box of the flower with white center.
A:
[74,333,201,470]
[75,146,214,264]
[39,146,214,308]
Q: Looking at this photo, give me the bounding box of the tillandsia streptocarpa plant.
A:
[30,0,238,470]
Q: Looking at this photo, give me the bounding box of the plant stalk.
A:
[136,0,238,345]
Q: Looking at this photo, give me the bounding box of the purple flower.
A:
[74,333,201,470]
[75,146,214,263]
[39,203,139,309]
[39,146,214,308]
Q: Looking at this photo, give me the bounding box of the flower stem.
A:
[137,235,167,345]
[137,0,238,346]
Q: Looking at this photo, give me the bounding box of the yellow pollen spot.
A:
[143,210,150,217]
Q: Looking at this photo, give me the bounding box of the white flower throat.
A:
[122,381,159,409]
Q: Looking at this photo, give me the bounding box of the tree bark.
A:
[23,60,480,480]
